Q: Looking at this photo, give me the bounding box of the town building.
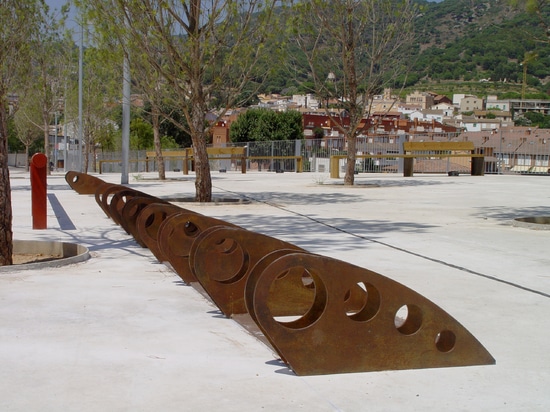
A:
[406,91,435,110]
[459,95,484,112]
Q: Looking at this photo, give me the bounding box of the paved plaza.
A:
[1,168,549,411]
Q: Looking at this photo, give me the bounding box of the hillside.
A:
[264,0,550,99]
[411,0,550,96]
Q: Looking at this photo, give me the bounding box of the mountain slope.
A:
[265,0,550,98]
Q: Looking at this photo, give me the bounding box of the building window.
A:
[535,155,549,166]
[517,154,531,166]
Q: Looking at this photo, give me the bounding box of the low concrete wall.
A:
[0,240,90,272]
[8,153,28,168]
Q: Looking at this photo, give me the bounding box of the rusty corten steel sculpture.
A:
[157,213,238,284]
[107,189,157,228]
[65,171,105,195]
[190,226,368,319]
[120,196,173,247]
[189,225,304,316]
[66,171,495,375]
[244,251,495,375]
[136,203,186,262]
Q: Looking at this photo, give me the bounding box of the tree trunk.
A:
[83,134,89,174]
[43,117,50,175]
[92,143,97,173]
[345,134,357,185]
[192,132,212,202]
[0,98,13,265]
[189,27,212,202]
[25,145,30,172]
[190,96,212,202]
[152,104,165,180]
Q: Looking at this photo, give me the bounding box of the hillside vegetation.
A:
[265,0,550,99]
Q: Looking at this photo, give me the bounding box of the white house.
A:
[486,95,511,112]
[453,93,466,107]
[431,102,454,117]
[458,116,503,132]
[423,109,445,123]
[408,110,425,121]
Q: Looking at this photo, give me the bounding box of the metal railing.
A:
[91,133,550,176]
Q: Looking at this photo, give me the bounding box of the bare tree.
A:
[29,6,69,175]
[80,0,282,201]
[80,47,120,173]
[0,0,45,265]
[130,51,172,181]
[13,98,43,171]
[290,0,417,185]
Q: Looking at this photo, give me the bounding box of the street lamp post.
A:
[121,52,130,184]
[54,112,58,171]
[78,22,84,172]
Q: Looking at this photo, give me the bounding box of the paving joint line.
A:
[216,187,550,299]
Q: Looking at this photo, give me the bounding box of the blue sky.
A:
[46,0,70,12]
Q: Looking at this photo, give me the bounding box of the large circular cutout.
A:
[267,266,327,330]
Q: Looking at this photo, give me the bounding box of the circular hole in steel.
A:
[268,267,325,329]
[435,330,456,352]
[184,221,199,237]
[394,304,423,335]
[209,238,249,284]
[346,282,380,322]
[144,213,156,228]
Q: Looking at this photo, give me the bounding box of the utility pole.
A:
[78,23,84,172]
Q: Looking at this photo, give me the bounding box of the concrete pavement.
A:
[1,168,549,411]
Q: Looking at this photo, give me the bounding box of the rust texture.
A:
[65,171,105,195]
[66,172,495,375]
[136,203,185,262]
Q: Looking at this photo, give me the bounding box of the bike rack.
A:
[66,172,495,375]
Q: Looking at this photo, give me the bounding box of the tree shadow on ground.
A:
[471,206,550,225]
[328,177,452,188]
[210,213,437,254]
[238,191,368,206]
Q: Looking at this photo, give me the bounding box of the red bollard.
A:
[30,153,48,229]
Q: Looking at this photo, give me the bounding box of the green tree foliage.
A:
[517,111,550,128]
[230,109,303,142]
[253,0,550,96]
[142,102,192,148]
[130,117,153,150]
[510,0,550,36]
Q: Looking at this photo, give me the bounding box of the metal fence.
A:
[90,132,550,176]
